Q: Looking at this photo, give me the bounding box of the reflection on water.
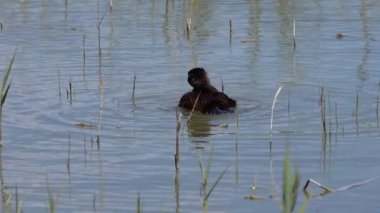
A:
[186,113,212,139]
[180,109,236,146]
[0,0,380,212]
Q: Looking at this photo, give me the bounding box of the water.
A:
[1,0,380,212]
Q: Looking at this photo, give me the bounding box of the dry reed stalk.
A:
[270,85,284,138]
[293,20,296,51]
[175,110,180,169]
[221,77,224,92]
[67,132,71,176]
[187,91,201,122]
[185,17,191,39]
[320,87,327,143]
[0,49,16,144]
[137,192,142,213]
[132,73,137,106]
[377,94,379,126]
[57,68,62,102]
[229,18,232,44]
[303,179,333,195]
[82,33,86,77]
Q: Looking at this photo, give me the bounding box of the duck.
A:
[178,67,236,114]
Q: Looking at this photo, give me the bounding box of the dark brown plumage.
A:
[178,67,236,114]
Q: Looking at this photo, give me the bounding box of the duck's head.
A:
[187,67,211,91]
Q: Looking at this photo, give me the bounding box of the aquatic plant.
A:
[293,20,296,51]
[137,192,142,213]
[354,90,359,134]
[187,91,201,124]
[3,185,24,213]
[0,52,14,109]
[15,185,22,213]
[132,73,137,107]
[46,178,60,213]
[185,17,191,39]
[0,50,16,144]
[96,0,106,59]
[57,68,62,102]
[109,0,113,10]
[175,110,180,169]
[270,85,284,141]
[229,18,232,44]
[245,147,309,212]
[82,33,86,77]
[66,75,73,103]
[320,87,327,145]
[282,147,301,213]
[198,146,230,212]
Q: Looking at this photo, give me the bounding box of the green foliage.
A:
[46,177,60,213]
[282,147,301,213]
[1,50,15,106]
[198,145,230,212]
[137,192,142,213]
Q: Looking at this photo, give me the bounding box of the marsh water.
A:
[1,0,380,212]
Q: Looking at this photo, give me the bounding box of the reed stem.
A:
[292,20,296,51]
[270,85,284,139]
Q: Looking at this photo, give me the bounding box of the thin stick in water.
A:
[67,132,71,177]
[175,110,180,170]
[185,17,191,39]
[293,19,296,51]
[187,91,201,123]
[82,33,86,77]
[303,178,333,194]
[355,90,359,135]
[137,192,142,213]
[132,73,137,106]
[229,18,232,44]
[377,93,379,126]
[221,77,224,93]
[320,87,327,147]
[57,68,62,102]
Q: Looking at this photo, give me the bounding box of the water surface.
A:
[0,0,380,212]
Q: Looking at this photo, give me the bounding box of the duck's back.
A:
[178,91,236,114]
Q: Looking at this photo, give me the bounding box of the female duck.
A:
[178,67,236,114]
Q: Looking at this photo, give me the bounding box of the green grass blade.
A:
[198,152,205,182]
[47,187,55,213]
[297,198,309,213]
[16,184,22,213]
[205,145,214,186]
[1,81,11,106]
[137,192,141,213]
[283,148,291,213]
[204,164,230,201]
[291,169,300,212]
[1,50,16,94]
[46,176,59,213]
[283,146,302,213]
